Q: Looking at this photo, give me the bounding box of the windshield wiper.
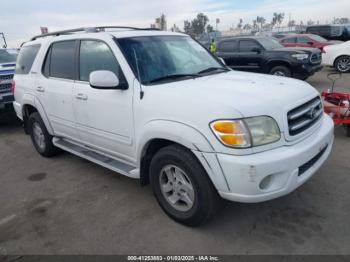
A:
[197,67,230,75]
[147,74,200,84]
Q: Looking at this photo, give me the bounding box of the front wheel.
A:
[149,145,219,226]
[335,56,350,73]
[269,65,291,77]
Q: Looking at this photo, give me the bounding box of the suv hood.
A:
[150,71,319,127]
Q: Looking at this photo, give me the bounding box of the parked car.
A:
[14,27,334,226]
[0,48,18,110]
[280,34,335,52]
[306,24,350,42]
[216,36,323,79]
[323,41,350,73]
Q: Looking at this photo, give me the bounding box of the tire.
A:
[269,65,292,77]
[28,112,59,157]
[149,145,220,226]
[335,56,350,73]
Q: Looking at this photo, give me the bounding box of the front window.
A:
[116,36,224,85]
[0,49,18,64]
[257,38,284,50]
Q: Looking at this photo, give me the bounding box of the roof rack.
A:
[30,26,160,41]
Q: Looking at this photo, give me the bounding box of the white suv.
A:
[13,27,334,226]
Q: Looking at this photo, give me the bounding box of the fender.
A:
[264,59,292,73]
[137,119,215,159]
[22,93,54,135]
[137,119,230,192]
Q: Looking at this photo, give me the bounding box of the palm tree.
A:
[256,16,266,30]
[272,13,285,28]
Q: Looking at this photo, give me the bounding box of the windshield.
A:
[257,38,283,50]
[309,34,328,43]
[116,36,224,84]
[0,49,18,64]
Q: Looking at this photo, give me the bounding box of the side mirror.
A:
[89,70,124,90]
[251,47,262,53]
[218,57,226,65]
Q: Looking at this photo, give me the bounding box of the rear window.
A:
[15,45,40,74]
[48,41,76,79]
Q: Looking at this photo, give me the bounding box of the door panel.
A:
[37,40,78,140]
[73,40,134,158]
[238,40,263,71]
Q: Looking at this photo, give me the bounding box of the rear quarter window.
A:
[15,44,41,74]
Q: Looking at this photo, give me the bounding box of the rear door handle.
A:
[75,93,88,100]
[36,86,45,92]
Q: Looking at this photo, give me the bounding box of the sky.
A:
[1,0,349,47]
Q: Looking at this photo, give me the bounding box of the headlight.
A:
[210,117,281,148]
[291,54,309,60]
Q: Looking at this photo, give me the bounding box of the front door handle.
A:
[75,93,88,100]
[36,86,45,92]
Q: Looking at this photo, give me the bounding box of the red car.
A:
[280,34,334,52]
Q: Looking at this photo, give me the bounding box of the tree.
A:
[183,13,210,37]
[184,20,192,35]
[288,20,296,28]
[191,13,209,37]
[237,18,243,30]
[243,23,252,30]
[307,19,315,26]
[206,24,214,33]
[272,13,285,28]
[256,16,266,29]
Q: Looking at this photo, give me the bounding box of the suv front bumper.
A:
[214,115,334,203]
[294,63,323,79]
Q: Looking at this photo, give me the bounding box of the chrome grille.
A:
[310,53,322,64]
[0,83,12,93]
[287,97,323,136]
[0,74,14,81]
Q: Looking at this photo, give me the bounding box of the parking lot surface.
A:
[0,68,349,255]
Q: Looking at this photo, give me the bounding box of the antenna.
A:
[133,49,144,100]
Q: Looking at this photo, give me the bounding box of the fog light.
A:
[260,175,273,190]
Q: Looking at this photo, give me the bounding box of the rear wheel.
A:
[270,65,291,77]
[335,56,350,73]
[149,145,219,226]
[28,112,58,157]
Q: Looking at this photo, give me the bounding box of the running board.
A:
[52,138,139,179]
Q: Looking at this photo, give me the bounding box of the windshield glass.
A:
[309,34,328,43]
[0,49,18,64]
[116,36,223,84]
[257,38,283,50]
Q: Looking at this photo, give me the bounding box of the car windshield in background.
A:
[116,36,224,85]
[257,38,283,50]
[0,49,18,64]
[309,34,328,43]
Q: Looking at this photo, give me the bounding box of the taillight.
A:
[321,47,325,53]
[11,80,15,95]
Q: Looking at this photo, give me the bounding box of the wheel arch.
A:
[266,60,292,73]
[137,120,219,187]
[333,54,350,67]
[22,96,53,135]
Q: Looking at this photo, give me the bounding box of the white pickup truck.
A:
[13,27,334,226]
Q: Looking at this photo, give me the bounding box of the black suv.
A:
[306,24,350,41]
[216,37,323,80]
